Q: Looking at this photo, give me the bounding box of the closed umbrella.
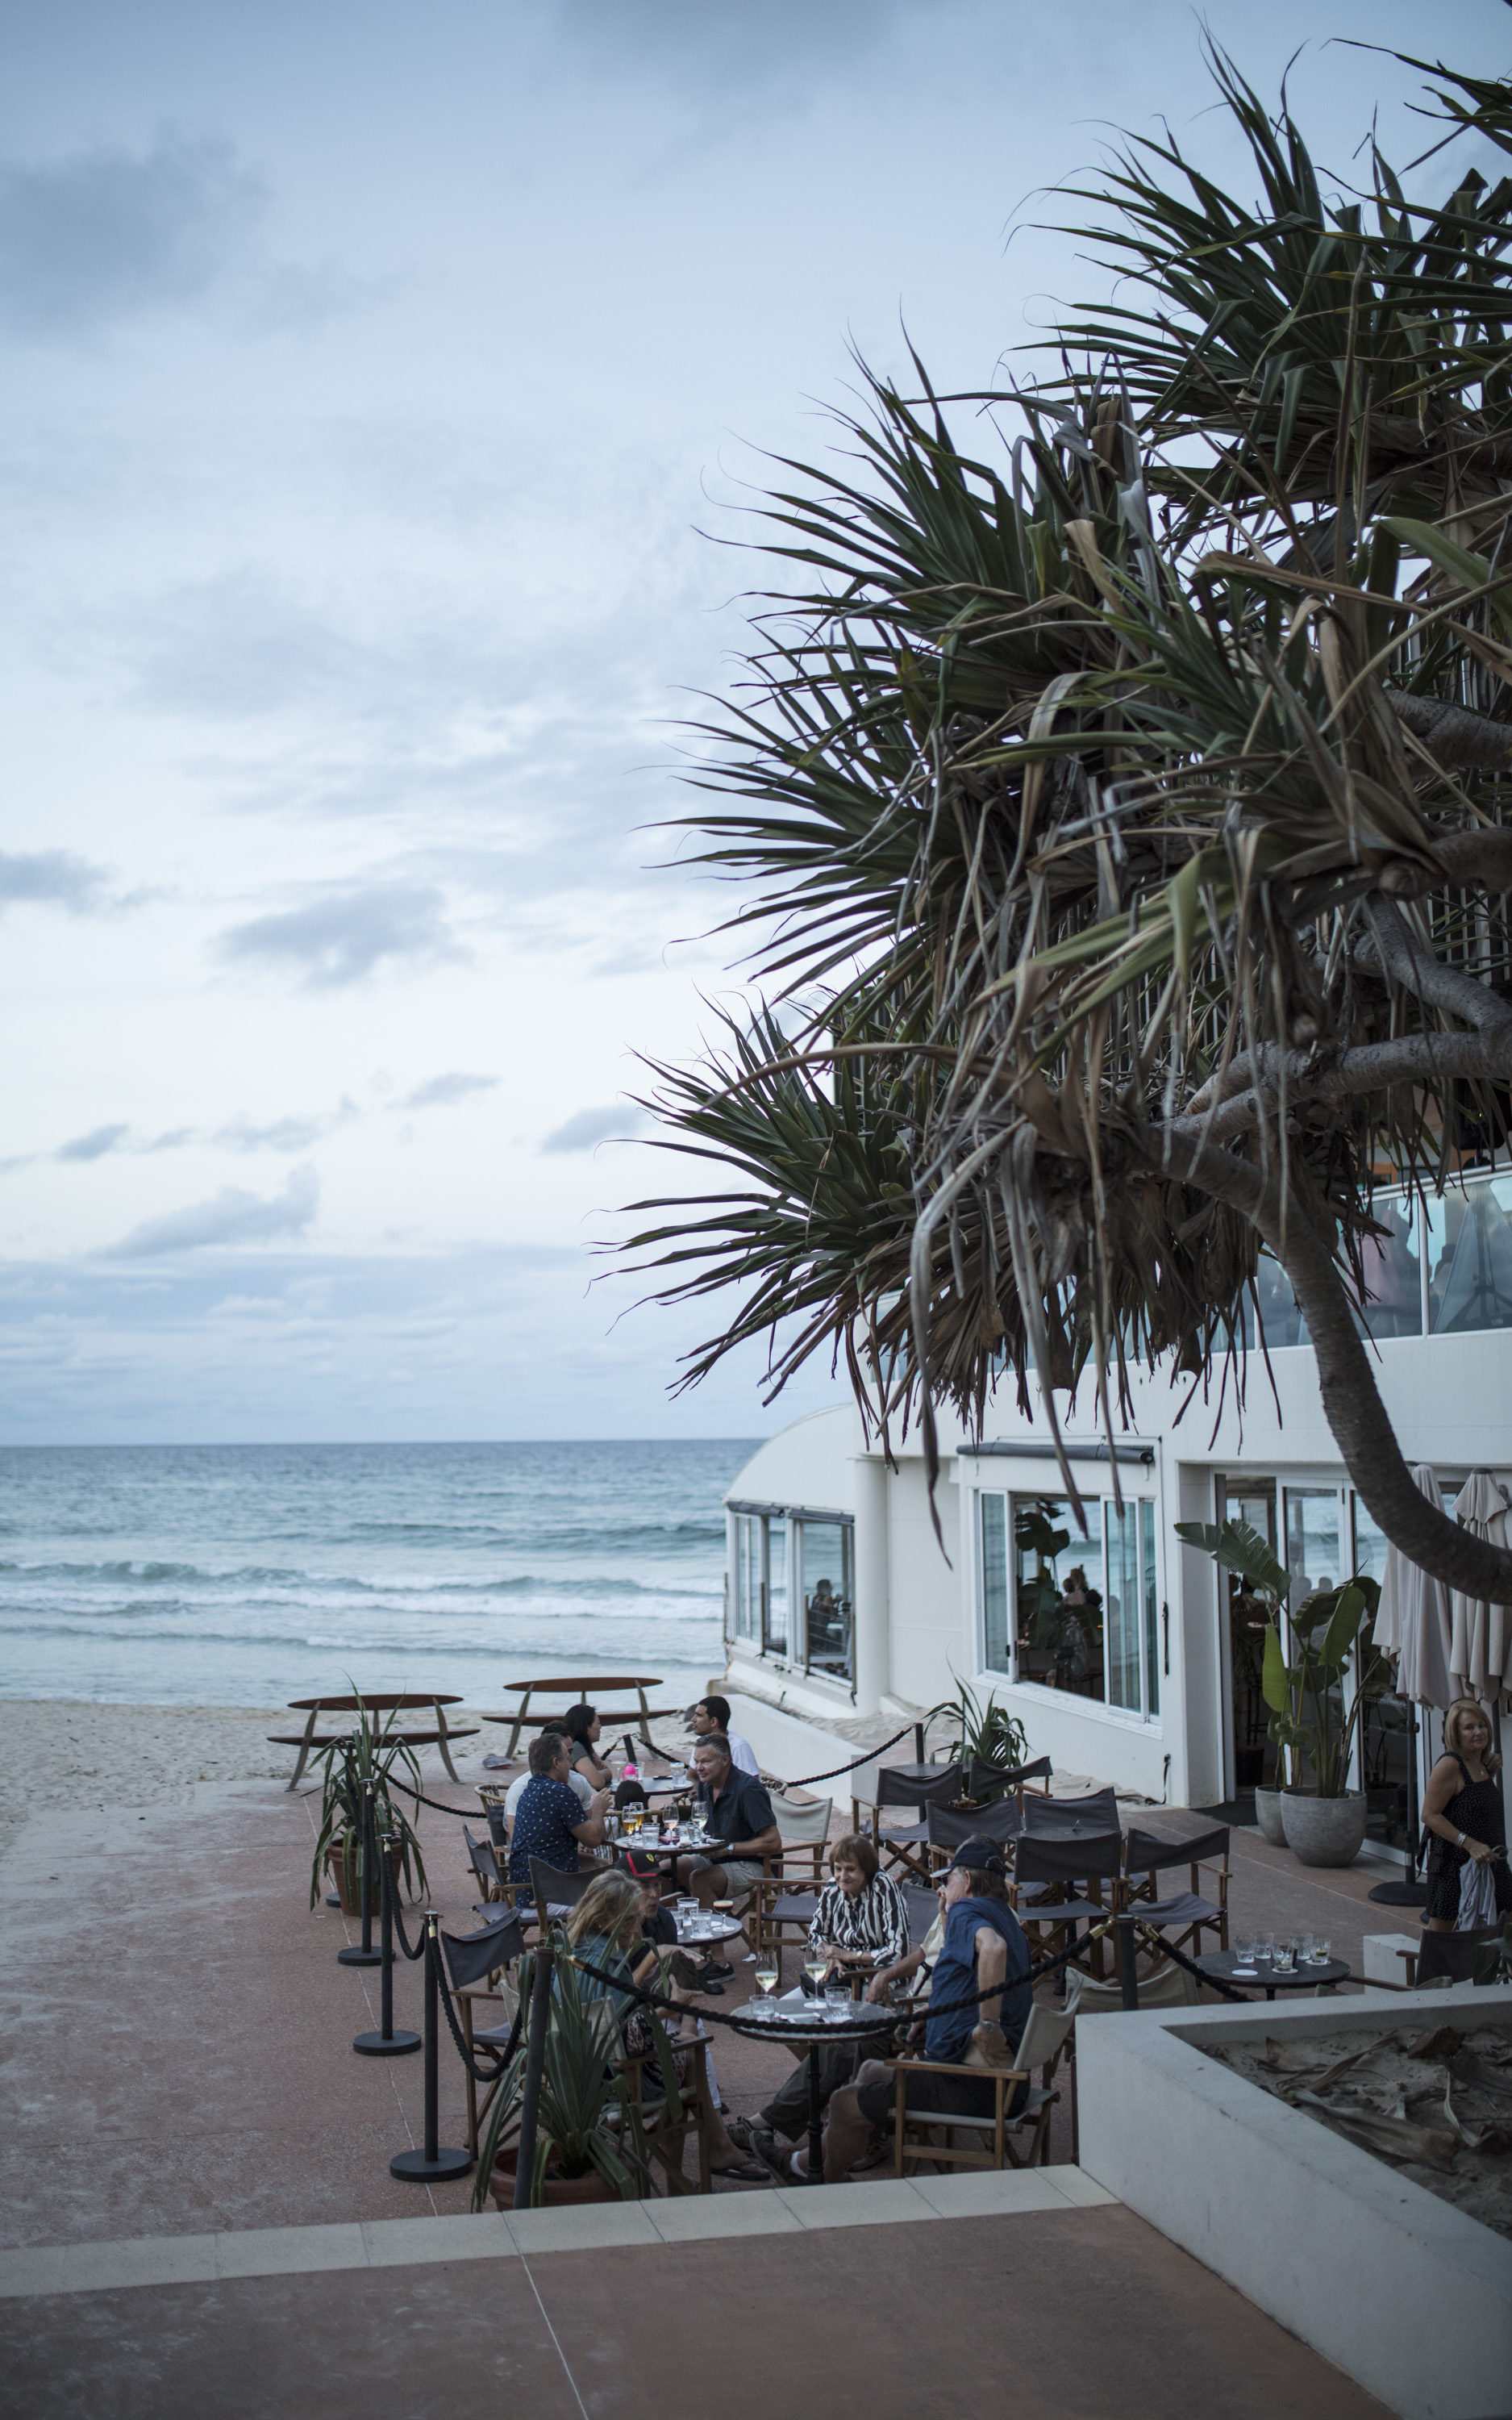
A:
[1368,1463,1454,1908]
[1450,1469,1512,1708]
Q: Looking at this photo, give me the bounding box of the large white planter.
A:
[1279,1788,1368,1867]
[1077,1985,1512,2420]
[1252,1785,1286,1846]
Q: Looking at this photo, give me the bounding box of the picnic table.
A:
[269,1692,479,1790]
[483,1674,687,1759]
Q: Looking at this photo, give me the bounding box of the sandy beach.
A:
[0,1701,321,1859]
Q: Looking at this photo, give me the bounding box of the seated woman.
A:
[729,1834,910,2176]
[560,1872,765,2182]
[562,1702,614,1793]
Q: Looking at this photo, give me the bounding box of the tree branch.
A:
[1386,689,1512,774]
[1360,898,1512,1037]
[1151,1130,1512,1600]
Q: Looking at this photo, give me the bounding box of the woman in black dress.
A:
[1422,1698,1510,1933]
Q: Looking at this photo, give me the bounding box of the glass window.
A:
[1106,1503,1143,1712]
[1013,1496,1104,1701]
[1142,1499,1160,1719]
[798,1519,854,1685]
[1246,1250,1308,1350]
[1355,1195,1422,1339]
[764,1516,788,1654]
[981,1494,1010,1677]
[1284,1487,1340,1608]
[1427,1173,1512,1333]
[732,1514,762,1642]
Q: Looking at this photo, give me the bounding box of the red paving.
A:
[0,1759,1402,2417]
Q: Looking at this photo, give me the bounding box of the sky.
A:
[0,0,1506,1443]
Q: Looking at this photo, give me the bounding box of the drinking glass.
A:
[1232,1933,1257,1972]
[755,1956,779,1999]
[1254,1932,1274,1963]
[825,1976,851,2022]
[803,1945,829,1996]
[676,1896,699,1938]
[625,1809,644,1838]
[1273,1937,1295,1974]
[1295,1932,1314,1965]
[1310,1936,1331,1964]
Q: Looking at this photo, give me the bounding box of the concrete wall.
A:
[1078,1985,1512,2420]
[884,1458,962,1710]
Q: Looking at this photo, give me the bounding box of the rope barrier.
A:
[776,1723,919,1791]
[386,1777,486,1820]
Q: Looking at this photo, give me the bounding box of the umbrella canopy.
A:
[1377,1464,1456,1709]
[1450,1469,1512,1708]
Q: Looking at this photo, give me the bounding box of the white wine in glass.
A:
[755,1960,778,1996]
[803,1949,828,1989]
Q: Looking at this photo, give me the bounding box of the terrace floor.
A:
[0,1753,1402,2416]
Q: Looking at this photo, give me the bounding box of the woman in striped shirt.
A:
[807,1834,910,1977]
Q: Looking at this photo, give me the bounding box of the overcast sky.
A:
[1,0,1503,1442]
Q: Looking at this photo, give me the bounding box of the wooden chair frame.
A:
[888,2007,1073,2176]
[1117,1825,1231,1963]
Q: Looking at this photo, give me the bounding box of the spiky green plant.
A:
[623,40,1512,1601]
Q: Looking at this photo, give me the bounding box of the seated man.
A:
[673,1732,781,1980]
[507,1730,610,1891]
[503,1729,593,1828]
[806,1839,1032,2182]
[689,1693,760,1777]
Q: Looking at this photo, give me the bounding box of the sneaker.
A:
[702,1959,736,1983]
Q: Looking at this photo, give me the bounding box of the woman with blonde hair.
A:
[560,1868,766,2180]
[1422,1698,1509,1934]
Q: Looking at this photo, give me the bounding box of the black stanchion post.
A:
[1117,1917,1139,2010]
[390,1914,472,2182]
[914,1722,925,1764]
[338,1777,384,1967]
[354,1833,421,2057]
[513,1942,554,2209]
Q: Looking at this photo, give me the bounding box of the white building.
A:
[723,1166,1512,1819]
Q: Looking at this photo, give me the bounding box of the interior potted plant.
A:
[306,1694,428,1914]
[926,1675,1031,1807]
[472,1943,685,2208]
[1177,1520,1385,1864]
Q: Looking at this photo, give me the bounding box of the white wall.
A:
[723,1404,861,1514]
[884,1458,962,1709]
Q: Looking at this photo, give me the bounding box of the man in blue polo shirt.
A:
[507,1731,610,1890]
[800,1838,1032,2181]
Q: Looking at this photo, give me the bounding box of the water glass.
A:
[1310,1936,1331,1964]
[1295,1932,1314,1965]
[1273,1937,1295,1974]
[676,1896,700,1939]
[825,1976,851,2022]
[1254,1932,1275,1963]
[1232,1933,1256,1971]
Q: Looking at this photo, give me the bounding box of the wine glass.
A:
[803,1944,829,1996]
[755,1955,778,2000]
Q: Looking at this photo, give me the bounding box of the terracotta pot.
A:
[1252,1786,1287,1846]
[488,2147,619,2209]
[327,1838,404,1918]
[1279,1788,1368,1868]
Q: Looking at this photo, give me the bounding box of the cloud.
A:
[0,131,264,340]
[213,1104,357,1151]
[542,1104,648,1153]
[55,1123,131,1163]
[0,848,111,913]
[107,1164,319,1258]
[401,1072,498,1111]
[215,883,460,989]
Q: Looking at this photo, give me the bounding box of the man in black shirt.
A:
[674,1733,781,1928]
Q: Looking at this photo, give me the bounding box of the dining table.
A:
[1196,1950,1352,2001]
[734,1995,896,2182]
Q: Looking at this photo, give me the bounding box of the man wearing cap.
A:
[799,1838,1032,2182]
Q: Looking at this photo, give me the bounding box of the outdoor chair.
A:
[889,2002,1075,2176]
[614,2020,719,2195]
[868,1763,963,1884]
[965,1754,1053,1811]
[1010,1830,1124,1980]
[528,1859,598,1930]
[746,1796,834,1974]
[439,1909,526,2153]
[1119,1825,1230,1960]
[925,1796,1023,1871]
[465,1824,509,1902]
[1398,1923,1506,1988]
[1021,1786,1121,1838]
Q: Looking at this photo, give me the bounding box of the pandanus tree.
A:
[623,41,1512,1598]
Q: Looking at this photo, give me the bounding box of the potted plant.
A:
[1176,1521,1385,1865]
[926,1675,1031,1806]
[472,1942,685,2208]
[307,1693,429,1913]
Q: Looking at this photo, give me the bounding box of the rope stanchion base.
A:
[336,1942,384,1967]
[389,2143,472,2182]
[1367,1878,1427,1906]
[355,2026,421,2057]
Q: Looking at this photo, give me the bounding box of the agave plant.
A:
[470,1939,686,2207]
[307,1693,428,1911]
[623,40,1512,1602]
[925,1675,1030,1798]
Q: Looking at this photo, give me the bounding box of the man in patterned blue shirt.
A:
[508,1732,610,1889]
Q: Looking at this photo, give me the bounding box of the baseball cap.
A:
[944,1840,1009,1876]
[623,1848,662,1882]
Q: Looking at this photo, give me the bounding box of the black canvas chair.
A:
[888,2003,1075,2175]
[1010,1829,1124,1978]
[439,1910,527,2151]
[529,1858,598,1930]
[966,1755,1053,1810]
[870,1763,964,1884]
[1398,1923,1505,1987]
[1120,1825,1231,1960]
[925,1796,1024,1871]
[1021,1787,1121,1838]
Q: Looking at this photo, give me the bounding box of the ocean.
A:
[0,1440,758,1708]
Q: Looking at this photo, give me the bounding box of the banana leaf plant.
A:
[925,1675,1031,1800]
[471,1938,687,2206]
[1176,1521,1385,1795]
[306,1694,428,1910]
[1014,1502,1070,1653]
